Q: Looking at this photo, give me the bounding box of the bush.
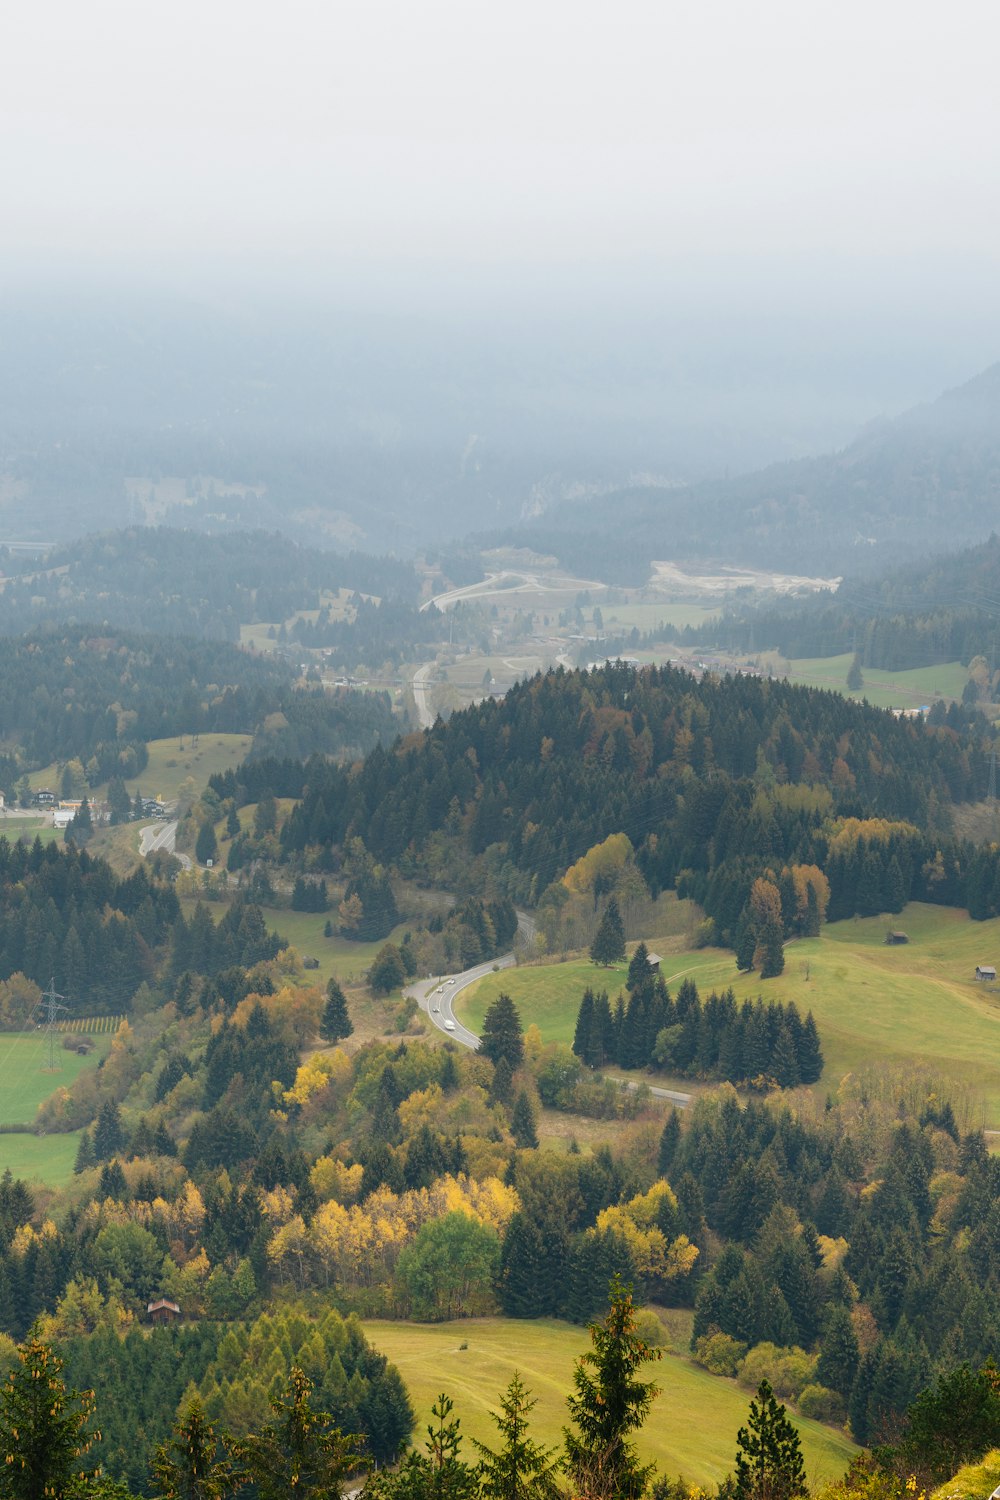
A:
[633,1308,667,1349]
[797,1383,845,1424]
[692,917,716,949]
[694,1331,747,1377]
[737,1342,817,1401]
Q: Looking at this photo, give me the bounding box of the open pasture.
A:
[28,733,254,806]
[0,1031,113,1126]
[783,653,968,709]
[362,1317,857,1488]
[459,903,1000,1127]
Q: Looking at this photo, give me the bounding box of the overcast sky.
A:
[2,0,997,274]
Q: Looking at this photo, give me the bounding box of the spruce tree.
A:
[473,1373,563,1499]
[511,1091,539,1150]
[151,1398,234,1500]
[490,1056,515,1107]
[195,820,218,866]
[815,1305,860,1401]
[564,1278,660,1500]
[626,943,650,993]
[479,993,525,1071]
[572,989,595,1059]
[657,1110,681,1176]
[735,910,756,972]
[590,899,626,967]
[74,1128,95,1174]
[0,1337,98,1500]
[796,1013,823,1084]
[734,1379,807,1500]
[321,979,352,1042]
[758,919,785,980]
[233,1365,363,1500]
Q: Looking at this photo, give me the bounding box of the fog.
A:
[1,1,999,552]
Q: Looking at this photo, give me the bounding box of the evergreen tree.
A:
[195,820,218,866]
[0,1337,97,1500]
[74,1128,95,1175]
[233,1365,363,1500]
[796,1013,823,1084]
[93,1099,124,1160]
[771,1025,800,1088]
[815,1305,860,1402]
[758,920,785,980]
[66,797,93,845]
[366,1393,477,1499]
[511,1091,539,1150]
[572,989,596,1060]
[151,1398,235,1500]
[735,910,756,972]
[320,978,352,1042]
[490,1057,515,1108]
[479,994,525,1071]
[472,1373,563,1499]
[564,1278,660,1500]
[733,1379,807,1500]
[626,943,650,993]
[804,884,821,938]
[590,900,625,967]
[657,1110,681,1176]
[225,806,240,839]
[107,777,133,826]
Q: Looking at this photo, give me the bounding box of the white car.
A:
[444,1019,456,1031]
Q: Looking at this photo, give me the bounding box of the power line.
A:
[41,977,69,1072]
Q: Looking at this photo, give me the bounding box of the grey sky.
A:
[3,0,998,276]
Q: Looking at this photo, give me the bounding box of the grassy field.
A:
[782,654,968,709]
[0,1031,114,1187]
[459,902,1000,1127]
[28,733,254,805]
[0,1032,113,1125]
[362,1317,857,1487]
[0,1131,83,1187]
[600,602,720,634]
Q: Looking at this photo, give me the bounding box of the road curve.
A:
[404,913,691,1109]
[411,663,436,731]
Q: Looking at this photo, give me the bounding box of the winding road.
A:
[139,819,192,871]
[405,915,692,1109]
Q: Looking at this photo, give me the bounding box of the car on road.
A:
[444,1019,456,1031]
[432,1005,440,1012]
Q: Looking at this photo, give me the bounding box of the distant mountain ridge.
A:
[487,360,1000,583]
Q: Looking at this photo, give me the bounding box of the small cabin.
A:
[884,931,909,945]
[147,1298,181,1324]
[976,964,997,982]
[645,952,662,974]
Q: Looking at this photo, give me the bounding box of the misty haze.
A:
[0,2,999,1495]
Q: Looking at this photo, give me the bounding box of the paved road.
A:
[411,662,436,730]
[139,820,192,871]
[405,913,692,1109]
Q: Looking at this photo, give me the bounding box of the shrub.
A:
[797,1383,845,1424]
[737,1342,818,1401]
[694,1331,747,1377]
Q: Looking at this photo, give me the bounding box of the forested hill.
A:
[484,362,1000,582]
[681,532,1000,673]
[222,662,990,926]
[0,627,395,787]
[0,527,418,641]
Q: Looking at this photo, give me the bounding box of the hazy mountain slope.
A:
[492,363,1000,582]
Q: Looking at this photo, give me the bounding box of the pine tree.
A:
[795,1012,823,1084]
[657,1110,681,1176]
[815,1305,860,1401]
[195,820,218,866]
[572,989,596,1059]
[0,1337,98,1500]
[490,1057,515,1107]
[472,1373,563,1499]
[321,979,352,1042]
[74,1128,95,1174]
[233,1365,363,1500]
[590,899,626,967]
[626,943,650,993]
[151,1398,235,1500]
[771,1024,800,1088]
[511,1091,539,1150]
[66,797,93,845]
[735,909,756,972]
[479,993,525,1071]
[564,1278,660,1500]
[758,919,785,980]
[93,1099,124,1160]
[734,1379,807,1500]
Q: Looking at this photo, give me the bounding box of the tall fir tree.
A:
[590,899,626,968]
[472,1374,563,1499]
[321,978,353,1042]
[734,1380,807,1500]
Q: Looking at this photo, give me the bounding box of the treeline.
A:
[291,596,444,668]
[0,527,418,641]
[224,663,993,937]
[0,836,283,1015]
[571,973,822,1089]
[679,532,1000,672]
[0,627,395,790]
[670,1080,1000,1441]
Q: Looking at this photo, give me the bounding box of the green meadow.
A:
[784,653,968,709]
[0,1032,113,1186]
[459,903,1000,1127]
[362,1317,857,1488]
[28,733,254,805]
